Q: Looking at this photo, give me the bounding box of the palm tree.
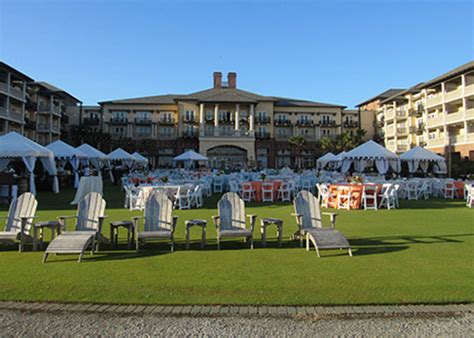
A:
[288,136,307,169]
[320,136,335,153]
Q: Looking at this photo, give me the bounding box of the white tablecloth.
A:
[71,176,103,205]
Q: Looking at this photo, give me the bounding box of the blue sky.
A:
[0,0,472,107]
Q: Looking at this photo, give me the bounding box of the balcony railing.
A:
[419,141,427,147]
[37,123,60,133]
[159,118,175,125]
[134,132,152,139]
[296,120,314,127]
[183,116,198,124]
[0,82,25,100]
[343,121,358,128]
[134,117,152,125]
[0,107,24,123]
[84,117,100,125]
[319,121,338,127]
[256,116,270,124]
[396,128,407,134]
[218,118,233,125]
[274,120,292,127]
[256,131,271,139]
[110,117,128,125]
[396,145,408,152]
[38,104,61,115]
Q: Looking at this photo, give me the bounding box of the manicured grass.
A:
[0,183,473,305]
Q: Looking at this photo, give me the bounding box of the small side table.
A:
[33,221,61,251]
[260,218,284,247]
[185,219,207,249]
[110,221,135,249]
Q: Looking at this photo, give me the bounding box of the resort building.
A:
[99,72,351,169]
[0,62,81,145]
[0,62,33,136]
[376,61,474,159]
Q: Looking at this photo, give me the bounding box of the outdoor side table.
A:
[110,220,135,249]
[185,219,207,249]
[260,218,284,247]
[33,221,61,251]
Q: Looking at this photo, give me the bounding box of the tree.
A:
[288,135,307,169]
[320,136,335,153]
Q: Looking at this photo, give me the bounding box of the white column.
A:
[235,104,240,135]
[214,104,219,136]
[249,104,255,135]
[199,103,205,136]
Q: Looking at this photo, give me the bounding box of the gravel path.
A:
[1,308,473,337]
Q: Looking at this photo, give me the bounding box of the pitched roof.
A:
[355,88,405,107]
[99,94,183,105]
[380,82,424,104]
[272,96,345,108]
[184,87,276,103]
[32,81,81,103]
[419,60,474,89]
[0,62,34,82]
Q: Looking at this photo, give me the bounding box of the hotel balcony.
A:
[0,107,24,123]
[109,117,128,125]
[256,116,271,124]
[385,109,395,121]
[395,109,408,120]
[134,117,152,125]
[426,115,443,128]
[159,118,175,125]
[83,117,100,126]
[396,144,408,152]
[205,116,214,123]
[37,123,60,134]
[450,133,474,144]
[133,132,152,139]
[319,121,338,128]
[183,116,198,124]
[218,118,233,125]
[426,94,442,108]
[444,87,462,103]
[38,104,62,116]
[385,126,395,137]
[445,111,464,124]
[419,141,427,147]
[408,106,424,117]
[466,108,474,120]
[24,118,36,130]
[428,138,445,147]
[465,83,474,96]
[397,127,408,135]
[296,120,314,127]
[0,82,25,101]
[343,121,358,128]
[274,119,292,127]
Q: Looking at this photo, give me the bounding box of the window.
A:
[136,111,151,120]
[258,111,267,118]
[206,110,213,120]
[112,111,127,120]
[185,110,195,120]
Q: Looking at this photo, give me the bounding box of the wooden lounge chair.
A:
[133,191,178,251]
[292,190,352,257]
[213,192,256,250]
[0,192,37,252]
[43,192,107,263]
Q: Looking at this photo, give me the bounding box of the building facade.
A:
[0,62,81,145]
[377,61,474,159]
[99,72,354,169]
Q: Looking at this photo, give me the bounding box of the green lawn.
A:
[0,183,473,305]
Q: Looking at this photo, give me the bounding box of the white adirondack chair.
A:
[292,190,352,257]
[133,191,178,251]
[43,192,107,263]
[0,192,37,252]
[213,192,256,250]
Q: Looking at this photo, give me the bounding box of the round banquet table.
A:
[327,183,382,210]
[243,180,282,202]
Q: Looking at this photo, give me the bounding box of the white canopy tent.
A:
[107,148,136,168]
[132,152,148,167]
[173,150,208,168]
[335,151,347,169]
[341,140,401,174]
[46,140,87,188]
[0,132,59,194]
[400,146,447,174]
[316,152,338,170]
[76,143,113,182]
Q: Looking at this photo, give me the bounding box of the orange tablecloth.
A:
[454,181,464,198]
[243,180,282,202]
[327,184,382,210]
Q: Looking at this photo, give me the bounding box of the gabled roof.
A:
[380,82,424,104]
[419,60,474,89]
[184,87,276,103]
[32,81,81,103]
[99,94,183,105]
[272,96,345,108]
[0,62,34,82]
[356,88,405,107]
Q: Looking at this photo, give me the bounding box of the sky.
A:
[0,0,473,108]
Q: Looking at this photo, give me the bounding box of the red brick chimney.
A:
[228,72,237,89]
[213,72,222,88]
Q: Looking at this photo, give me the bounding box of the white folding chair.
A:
[444,182,455,199]
[277,182,291,202]
[336,186,351,210]
[241,182,255,202]
[405,181,418,200]
[261,182,274,202]
[362,185,378,210]
[213,179,224,193]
